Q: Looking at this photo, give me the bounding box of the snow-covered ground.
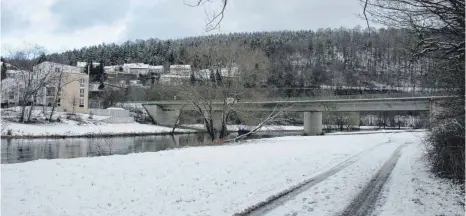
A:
[374,143,465,216]
[2,122,188,137]
[184,124,304,131]
[1,107,189,137]
[2,132,463,216]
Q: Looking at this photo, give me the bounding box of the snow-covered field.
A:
[2,132,463,216]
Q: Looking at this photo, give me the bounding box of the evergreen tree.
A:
[1,57,7,80]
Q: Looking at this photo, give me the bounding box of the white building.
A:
[195,69,211,80]
[220,66,239,78]
[1,62,89,113]
[149,65,164,74]
[159,74,190,86]
[169,65,191,77]
[123,63,149,76]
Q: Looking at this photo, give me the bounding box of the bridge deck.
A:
[142,96,453,112]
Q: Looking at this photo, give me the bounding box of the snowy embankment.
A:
[183,124,410,132]
[2,132,463,216]
[2,122,191,138]
[1,107,192,138]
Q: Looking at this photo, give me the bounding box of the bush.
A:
[427,120,465,180]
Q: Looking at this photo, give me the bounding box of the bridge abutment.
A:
[143,105,180,126]
[304,111,323,135]
[209,111,224,132]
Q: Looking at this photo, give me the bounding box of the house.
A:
[123,63,150,76]
[169,65,191,77]
[220,66,239,78]
[1,61,89,113]
[149,65,164,74]
[159,74,190,86]
[195,69,211,80]
[76,61,101,68]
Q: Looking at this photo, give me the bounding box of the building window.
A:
[80,78,85,87]
[79,99,84,107]
[79,89,85,97]
[8,91,14,100]
[55,67,61,72]
[46,87,56,96]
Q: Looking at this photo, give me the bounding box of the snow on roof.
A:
[124,63,149,69]
[6,70,21,74]
[160,74,190,78]
[106,107,125,110]
[170,65,191,69]
[76,62,87,67]
[149,65,164,70]
[77,62,100,67]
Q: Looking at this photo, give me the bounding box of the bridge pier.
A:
[142,105,180,126]
[209,111,224,132]
[304,111,323,135]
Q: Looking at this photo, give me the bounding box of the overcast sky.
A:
[1,0,369,53]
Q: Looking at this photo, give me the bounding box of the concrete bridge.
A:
[142,96,452,135]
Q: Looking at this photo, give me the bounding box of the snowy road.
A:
[2,132,464,216]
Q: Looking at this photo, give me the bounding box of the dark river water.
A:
[1,131,302,164]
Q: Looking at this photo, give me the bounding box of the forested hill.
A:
[47,27,440,88]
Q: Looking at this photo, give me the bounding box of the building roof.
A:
[124,63,149,69]
[149,65,164,70]
[77,62,101,67]
[170,65,191,69]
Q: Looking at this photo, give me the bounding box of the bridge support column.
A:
[143,105,180,126]
[210,111,224,132]
[304,111,323,135]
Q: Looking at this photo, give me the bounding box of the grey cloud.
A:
[121,1,206,41]
[120,0,368,42]
[50,0,130,32]
[1,3,30,35]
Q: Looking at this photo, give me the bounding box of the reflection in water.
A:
[1,131,301,164]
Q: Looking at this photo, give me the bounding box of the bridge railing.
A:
[239,91,451,102]
[128,91,451,104]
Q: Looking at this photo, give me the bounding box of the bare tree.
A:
[185,0,228,31]
[171,43,292,141]
[362,0,465,180]
[4,45,61,123]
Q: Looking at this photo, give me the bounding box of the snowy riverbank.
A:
[1,107,193,138]
[2,132,463,216]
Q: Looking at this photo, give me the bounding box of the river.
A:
[1,131,302,164]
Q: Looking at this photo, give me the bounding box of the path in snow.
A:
[234,141,390,216]
[246,137,412,216]
[338,142,408,216]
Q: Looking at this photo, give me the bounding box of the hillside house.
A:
[169,65,191,77]
[123,63,150,76]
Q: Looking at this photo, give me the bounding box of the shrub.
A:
[427,119,465,180]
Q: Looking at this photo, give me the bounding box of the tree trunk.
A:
[26,96,36,122]
[19,103,27,123]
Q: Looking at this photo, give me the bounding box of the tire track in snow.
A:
[232,141,392,216]
[338,142,409,216]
